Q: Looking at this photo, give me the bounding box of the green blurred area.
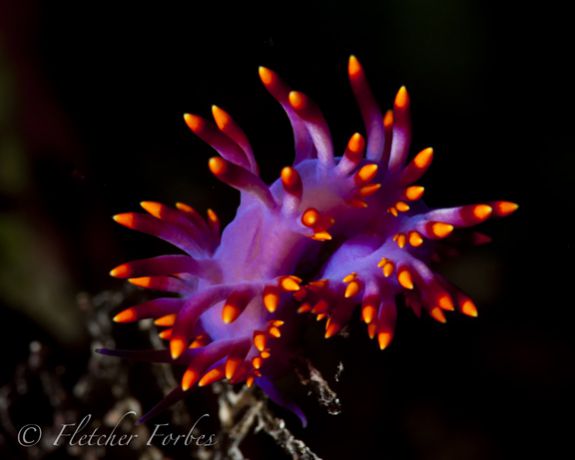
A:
[0,43,83,345]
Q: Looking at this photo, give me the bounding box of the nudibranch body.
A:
[99,56,517,424]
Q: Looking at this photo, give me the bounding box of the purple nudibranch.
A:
[99,56,518,425]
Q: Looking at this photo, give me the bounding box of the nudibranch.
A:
[99,56,517,425]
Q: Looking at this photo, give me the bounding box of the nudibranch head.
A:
[99,55,517,425]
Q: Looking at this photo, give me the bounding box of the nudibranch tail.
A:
[102,55,517,424]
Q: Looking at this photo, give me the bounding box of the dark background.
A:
[0,1,572,459]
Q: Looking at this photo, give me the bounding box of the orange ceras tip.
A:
[198,368,224,387]
[414,147,434,169]
[408,231,424,247]
[189,336,207,349]
[356,164,379,184]
[348,199,368,209]
[252,356,263,370]
[113,308,137,323]
[348,132,365,154]
[109,264,130,278]
[225,356,242,380]
[140,201,163,218]
[493,201,519,217]
[288,91,307,111]
[472,204,493,221]
[158,329,173,340]
[383,110,394,128]
[297,303,311,314]
[246,375,255,388]
[461,298,479,317]
[154,314,177,327]
[183,113,204,133]
[261,350,271,359]
[128,277,152,288]
[280,276,301,292]
[253,331,267,352]
[362,304,377,324]
[222,303,240,324]
[312,231,332,241]
[367,323,377,339]
[311,299,329,314]
[211,105,230,130]
[170,338,186,360]
[258,66,274,85]
[394,86,409,109]
[348,55,363,78]
[268,326,281,338]
[359,183,382,197]
[301,208,320,227]
[438,293,455,311]
[396,234,407,248]
[383,261,395,278]
[405,185,425,201]
[398,269,414,290]
[175,201,196,214]
[113,213,135,228]
[281,166,301,191]
[208,156,228,176]
[207,208,219,225]
[378,332,392,350]
[181,368,199,391]
[263,288,280,313]
[325,320,341,339]
[344,280,362,298]
[309,279,328,289]
[396,201,410,212]
[431,222,454,238]
[430,307,447,323]
[342,272,357,283]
